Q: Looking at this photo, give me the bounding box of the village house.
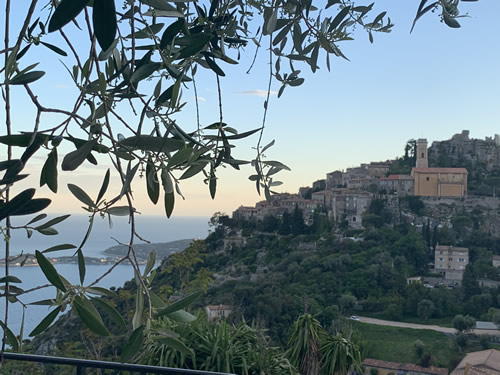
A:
[493,255,500,268]
[232,193,318,224]
[364,161,392,177]
[406,276,423,286]
[451,349,500,375]
[206,305,233,321]
[312,179,326,191]
[434,245,469,281]
[412,138,468,197]
[379,174,414,196]
[311,190,334,208]
[330,190,372,229]
[232,205,258,220]
[362,358,448,375]
[326,170,343,189]
[346,175,377,191]
[342,166,369,187]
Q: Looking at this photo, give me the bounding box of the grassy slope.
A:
[354,322,460,369]
[360,312,454,328]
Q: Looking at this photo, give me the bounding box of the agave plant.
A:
[287,314,324,375]
[287,314,362,375]
[138,315,297,375]
[320,335,361,375]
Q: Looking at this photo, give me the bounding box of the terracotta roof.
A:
[363,359,448,375]
[466,367,500,375]
[451,350,500,375]
[413,167,468,174]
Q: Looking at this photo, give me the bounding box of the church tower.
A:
[415,138,428,168]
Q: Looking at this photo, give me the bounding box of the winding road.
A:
[358,316,500,336]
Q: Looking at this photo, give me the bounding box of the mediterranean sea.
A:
[1,214,210,338]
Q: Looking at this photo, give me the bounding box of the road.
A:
[358,316,500,336]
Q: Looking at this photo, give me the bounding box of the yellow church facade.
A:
[411,139,468,197]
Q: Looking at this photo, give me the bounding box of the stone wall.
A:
[397,196,500,237]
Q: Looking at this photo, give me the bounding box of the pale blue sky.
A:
[2,1,499,216]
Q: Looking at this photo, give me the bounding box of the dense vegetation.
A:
[24,192,500,373]
[200,199,500,348]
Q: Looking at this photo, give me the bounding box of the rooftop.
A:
[380,174,413,181]
[363,358,448,375]
[413,167,468,174]
[451,349,500,375]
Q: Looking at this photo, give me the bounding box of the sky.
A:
[2,0,500,217]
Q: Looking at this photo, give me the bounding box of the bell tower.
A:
[416,138,428,168]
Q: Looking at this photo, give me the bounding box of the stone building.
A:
[434,245,469,281]
[326,170,343,189]
[379,174,414,196]
[311,190,333,207]
[364,161,392,177]
[342,166,369,187]
[412,138,468,197]
[493,255,500,268]
[312,179,326,191]
[330,190,372,228]
[206,305,233,321]
[232,206,258,220]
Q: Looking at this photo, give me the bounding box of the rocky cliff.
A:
[429,130,500,171]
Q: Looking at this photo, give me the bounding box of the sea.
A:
[1,214,210,338]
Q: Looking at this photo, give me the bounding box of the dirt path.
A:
[358,316,500,336]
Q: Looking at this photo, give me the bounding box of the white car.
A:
[349,316,360,321]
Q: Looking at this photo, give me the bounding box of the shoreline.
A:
[0,255,148,267]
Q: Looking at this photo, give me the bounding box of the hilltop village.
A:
[234,137,470,228]
[228,131,500,292]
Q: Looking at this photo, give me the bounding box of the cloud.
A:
[196,96,207,102]
[238,90,278,97]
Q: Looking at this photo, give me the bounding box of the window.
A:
[421,152,424,158]
[426,177,430,181]
[439,257,444,261]
[459,258,466,262]
[353,217,356,222]
[449,258,453,261]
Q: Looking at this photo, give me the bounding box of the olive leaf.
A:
[48,0,90,32]
[29,306,62,336]
[93,0,117,51]
[62,139,98,171]
[73,296,110,336]
[121,326,143,362]
[35,250,67,292]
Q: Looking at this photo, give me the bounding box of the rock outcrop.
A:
[429,130,500,171]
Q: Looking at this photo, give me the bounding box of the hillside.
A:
[103,238,193,260]
[29,132,500,372]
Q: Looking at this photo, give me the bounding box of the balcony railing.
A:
[1,352,235,375]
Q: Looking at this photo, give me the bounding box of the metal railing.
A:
[1,352,235,375]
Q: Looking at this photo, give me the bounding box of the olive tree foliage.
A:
[0,0,476,359]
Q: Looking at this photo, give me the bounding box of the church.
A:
[411,139,468,197]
